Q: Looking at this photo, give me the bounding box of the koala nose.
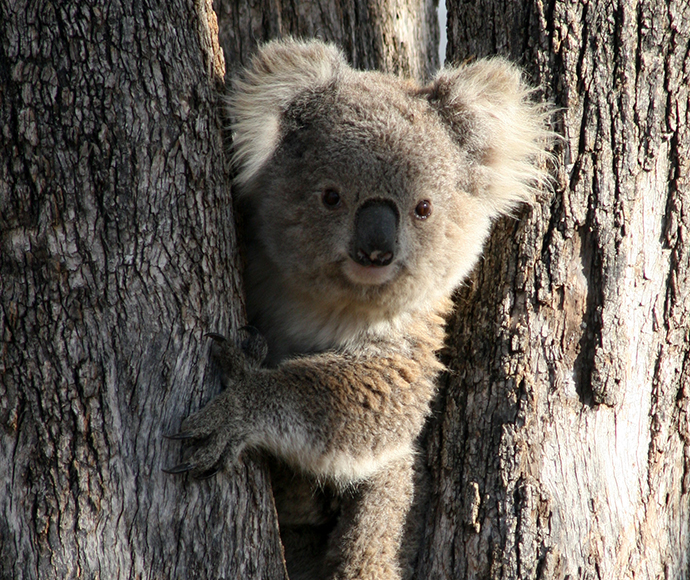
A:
[352,201,398,267]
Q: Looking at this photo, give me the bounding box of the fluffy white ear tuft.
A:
[428,59,554,215]
[227,38,346,189]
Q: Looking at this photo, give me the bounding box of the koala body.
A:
[170,39,550,580]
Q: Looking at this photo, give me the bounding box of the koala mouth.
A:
[344,200,399,287]
[343,258,397,287]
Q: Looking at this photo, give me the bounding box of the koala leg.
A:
[324,454,414,580]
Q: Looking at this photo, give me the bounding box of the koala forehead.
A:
[276,73,462,200]
[231,38,552,223]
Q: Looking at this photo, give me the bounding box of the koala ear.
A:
[425,58,553,215]
[227,38,346,188]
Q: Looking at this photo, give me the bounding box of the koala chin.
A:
[168,38,552,580]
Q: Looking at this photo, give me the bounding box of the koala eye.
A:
[414,200,432,220]
[322,188,342,209]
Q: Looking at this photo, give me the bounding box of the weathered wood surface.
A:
[4,0,687,577]
[416,0,690,578]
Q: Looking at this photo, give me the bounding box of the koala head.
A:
[228,39,551,322]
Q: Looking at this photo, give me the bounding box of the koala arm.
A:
[167,328,442,483]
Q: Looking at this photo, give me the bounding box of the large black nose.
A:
[352,201,398,267]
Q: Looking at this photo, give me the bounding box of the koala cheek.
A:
[444,216,492,285]
[280,222,350,281]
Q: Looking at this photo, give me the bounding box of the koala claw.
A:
[165,330,265,479]
[203,329,269,374]
[166,375,248,477]
[163,430,196,441]
[162,462,195,475]
[197,465,221,479]
[164,423,236,477]
[238,326,269,366]
[206,332,252,382]
[163,460,223,479]
[205,332,227,344]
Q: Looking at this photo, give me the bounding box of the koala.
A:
[167,39,551,580]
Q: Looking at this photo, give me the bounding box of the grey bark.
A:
[214,0,440,80]
[415,0,690,579]
[5,0,685,578]
[0,0,437,578]
[0,0,282,578]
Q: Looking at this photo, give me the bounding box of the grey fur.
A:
[169,39,552,580]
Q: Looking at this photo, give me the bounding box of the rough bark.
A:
[0,0,286,578]
[416,0,690,578]
[0,0,438,578]
[213,0,440,79]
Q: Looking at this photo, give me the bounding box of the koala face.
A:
[229,39,549,325]
[245,77,491,317]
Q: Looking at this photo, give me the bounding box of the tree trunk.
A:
[5,0,687,577]
[415,0,690,579]
[0,0,437,578]
[0,0,287,577]
[214,0,439,80]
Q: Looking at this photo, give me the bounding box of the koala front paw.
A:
[165,391,246,477]
[206,329,267,384]
[165,332,261,478]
